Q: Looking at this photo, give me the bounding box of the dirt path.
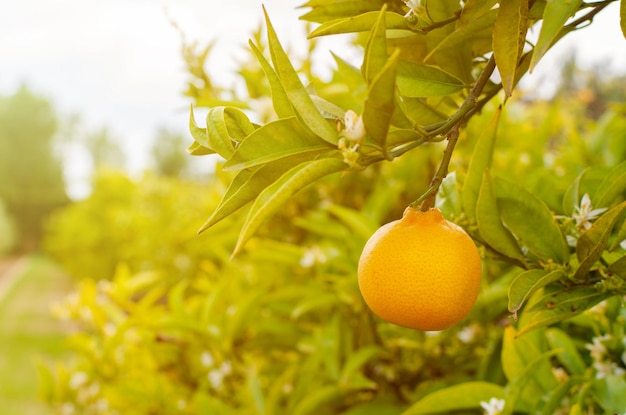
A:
[0,256,20,277]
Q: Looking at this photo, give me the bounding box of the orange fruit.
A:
[358,207,481,331]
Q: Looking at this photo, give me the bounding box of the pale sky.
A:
[0,1,624,198]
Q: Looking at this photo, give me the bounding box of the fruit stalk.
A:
[412,55,497,211]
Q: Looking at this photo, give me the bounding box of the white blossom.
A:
[480,397,505,415]
[573,194,606,230]
[593,360,625,379]
[341,110,365,143]
[585,334,610,361]
[201,351,215,367]
[69,372,89,389]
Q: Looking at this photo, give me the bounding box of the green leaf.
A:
[508,269,563,316]
[299,0,382,23]
[502,348,561,415]
[593,375,626,413]
[495,176,570,264]
[530,0,582,72]
[233,158,347,256]
[206,106,256,159]
[464,108,501,220]
[188,107,215,155]
[361,5,389,84]
[457,0,499,28]
[291,293,339,319]
[308,11,409,38]
[292,385,344,415]
[325,204,378,241]
[362,50,398,149]
[199,155,316,232]
[249,40,294,119]
[501,325,558,404]
[401,381,504,415]
[310,95,346,120]
[187,139,215,156]
[476,171,526,264]
[540,377,584,415]
[493,0,529,97]
[545,328,586,376]
[264,7,338,145]
[401,97,447,127]
[592,160,626,209]
[435,171,461,218]
[395,62,465,97]
[608,255,626,278]
[562,169,588,217]
[424,9,497,63]
[574,201,626,280]
[517,286,610,337]
[339,346,381,384]
[223,117,331,171]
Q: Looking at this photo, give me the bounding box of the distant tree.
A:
[85,127,126,170]
[0,86,68,251]
[150,127,192,177]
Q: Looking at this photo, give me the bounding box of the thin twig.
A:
[410,55,497,210]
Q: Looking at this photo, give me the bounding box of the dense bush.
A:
[44,170,228,281]
[42,2,626,414]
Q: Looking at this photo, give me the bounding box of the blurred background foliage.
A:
[0,2,625,415]
[37,27,626,415]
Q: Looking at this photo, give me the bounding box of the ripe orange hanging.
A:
[358,207,482,331]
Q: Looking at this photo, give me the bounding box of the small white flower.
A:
[620,239,626,250]
[585,334,611,361]
[208,369,225,389]
[552,366,569,383]
[457,325,478,343]
[69,372,89,389]
[300,246,327,268]
[403,0,423,17]
[341,110,365,143]
[103,323,117,337]
[593,360,625,379]
[201,351,214,367]
[60,403,76,415]
[480,397,505,415]
[586,300,608,317]
[573,194,607,230]
[220,361,232,375]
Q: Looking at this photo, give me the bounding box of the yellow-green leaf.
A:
[206,106,256,159]
[233,158,347,256]
[396,62,465,97]
[530,0,582,72]
[495,177,570,264]
[574,200,626,280]
[508,269,563,315]
[308,11,408,38]
[463,108,501,219]
[362,50,398,149]
[402,382,504,414]
[493,0,529,96]
[517,286,610,337]
[264,7,338,144]
[249,40,294,119]
[223,117,331,171]
[361,5,389,85]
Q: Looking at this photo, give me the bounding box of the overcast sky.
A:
[1,1,624,198]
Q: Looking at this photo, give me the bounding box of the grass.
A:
[0,254,75,415]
